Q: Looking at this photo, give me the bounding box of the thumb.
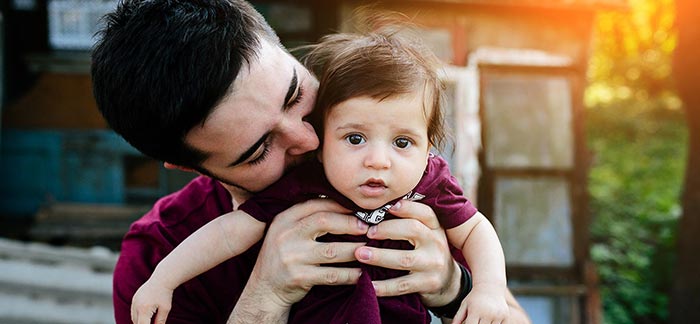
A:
[154,305,171,324]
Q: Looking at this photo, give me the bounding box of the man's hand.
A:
[353,199,461,307]
[355,199,532,324]
[229,199,369,323]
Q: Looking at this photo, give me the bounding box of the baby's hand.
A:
[130,279,174,324]
[452,283,509,324]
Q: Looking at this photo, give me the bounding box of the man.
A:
[91,0,530,323]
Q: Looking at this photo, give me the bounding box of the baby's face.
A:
[320,93,431,210]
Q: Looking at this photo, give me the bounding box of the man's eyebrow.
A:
[229,68,296,167]
[229,133,269,167]
[283,68,298,108]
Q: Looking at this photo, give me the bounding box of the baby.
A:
[131,29,509,324]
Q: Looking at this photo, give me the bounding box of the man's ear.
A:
[163,162,195,173]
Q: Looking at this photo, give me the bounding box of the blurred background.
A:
[0,0,697,323]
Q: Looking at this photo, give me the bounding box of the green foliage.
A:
[586,1,686,323]
[586,0,678,109]
[588,103,685,324]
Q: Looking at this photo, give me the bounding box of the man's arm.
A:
[132,211,265,324]
[228,199,369,323]
[227,198,531,323]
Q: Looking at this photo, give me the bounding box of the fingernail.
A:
[358,247,372,261]
[390,201,401,211]
[368,226,377,237]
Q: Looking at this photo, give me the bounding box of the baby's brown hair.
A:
[301,26,447,151]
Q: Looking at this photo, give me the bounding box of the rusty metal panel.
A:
[495,176,574,267]
[483,73,575,169]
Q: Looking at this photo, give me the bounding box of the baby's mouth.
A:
[359,178,388,197]
[363,178,386,187]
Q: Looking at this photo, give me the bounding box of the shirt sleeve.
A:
[113,225,158,324]
[419,156,478,229]
[113,223,236,324]
[433,176,478,229]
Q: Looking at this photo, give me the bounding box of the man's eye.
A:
[394,137,412,149]
[248,144,271,166]
[346,134,365,145]
[286,85,304,108]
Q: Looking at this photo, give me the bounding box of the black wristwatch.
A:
[427,263,473,318]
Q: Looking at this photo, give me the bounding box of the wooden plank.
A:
[34,203,150,221]
[0,237,117,271]
[0,291,112,324]
[0,239,114,324]
[510,284,587,296]
[28,203,149,247]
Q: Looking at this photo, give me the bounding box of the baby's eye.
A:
[346,134,366,145]
[394,137,412,149]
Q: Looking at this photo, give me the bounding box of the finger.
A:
[311,241,366,264]
[452,304,468,323]
[356,246,434,272]
[366,218,430,245]
[464,312,479,324]
[389,200,440,229]
[153,305,170,324]
[303,266,363,287]
[279,199,351,223]
[135,305,156,324]
[297,212,369,239]
[370,274,422,296]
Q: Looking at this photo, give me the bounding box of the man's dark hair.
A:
[92,0,280,168]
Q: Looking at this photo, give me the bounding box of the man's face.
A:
[185,40,319,199]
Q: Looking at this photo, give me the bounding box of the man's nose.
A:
[284,120,319,156]
[363,144,391,169]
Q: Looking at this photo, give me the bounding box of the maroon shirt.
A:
[113,176,263,323]
[113,157,475,324]
[240,155,477,324]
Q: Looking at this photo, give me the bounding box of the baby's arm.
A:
[131,210,265,324]
[445,211,508,323]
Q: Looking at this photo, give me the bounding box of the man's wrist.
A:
[427,262,472,319]
[229,274,290,324]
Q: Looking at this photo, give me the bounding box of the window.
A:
[468,48,590,324]
[48,0,117,50]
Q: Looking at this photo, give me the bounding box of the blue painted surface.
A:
[0,129,141,217]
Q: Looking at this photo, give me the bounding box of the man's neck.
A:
[222,182,252,210]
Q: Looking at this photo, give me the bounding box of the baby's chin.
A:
[353,196,401,211]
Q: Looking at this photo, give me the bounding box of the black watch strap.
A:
[427,263,473,319]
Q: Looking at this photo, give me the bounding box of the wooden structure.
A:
[328,1,625,323]
[0,0,625,322]
[0,238,116,324]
